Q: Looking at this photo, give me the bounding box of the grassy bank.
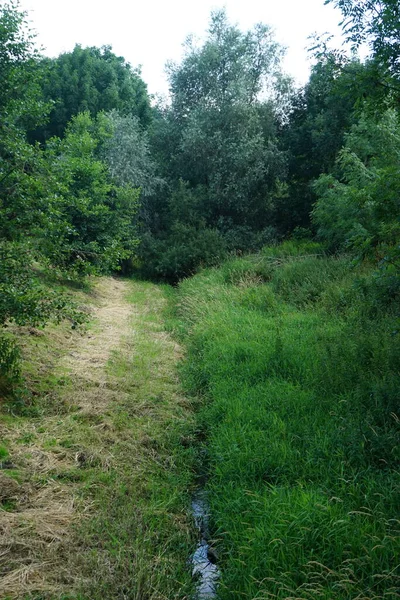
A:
[174,242,400,599]
[1,278,196,599]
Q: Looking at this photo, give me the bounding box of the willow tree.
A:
[152,10,290,252]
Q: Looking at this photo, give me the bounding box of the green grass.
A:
[0,444,9,460]
[74,282,197,600]
[174,248,400,599]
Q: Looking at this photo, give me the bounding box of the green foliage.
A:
[0,0,42,113]
[0,4,141,390]
[102,110,162,197]
[168,10,285,114]
[0,4,51,246]
[0,2,79,388]
[222,225,279,253]
[137,181,225,281]
[140,10,290,279]
[34,44,152,141]
[270,256,350,307]
[280,57,367,231]
[139,223,227,283]
[326,0,400,86]
[0,335,21,394]
[262,238,325,258]
[43,112,140,276]
[0,238,92,386]
[0,444,9,460]
[175,247,400,599]
[0,241,89,395]
[167,14,288,229]
[313,109,400,290]
[2,108,140,280]
[220,256,276,285]
[0,243,86,327]
[282,0,400,235]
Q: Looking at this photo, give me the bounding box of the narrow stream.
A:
[191,490,220,599]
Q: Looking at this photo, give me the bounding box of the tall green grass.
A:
[175,242,400,599]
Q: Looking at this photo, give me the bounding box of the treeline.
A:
[1,0,399,388]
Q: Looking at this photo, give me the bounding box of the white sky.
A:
[19,0,345,96]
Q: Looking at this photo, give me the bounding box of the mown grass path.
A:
[0,278,195,600]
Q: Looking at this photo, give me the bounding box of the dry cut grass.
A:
[1,278,131,598]
[0,277,194,600]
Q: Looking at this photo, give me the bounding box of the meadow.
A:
[173,241,400,599]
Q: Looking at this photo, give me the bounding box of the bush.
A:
[0,241,88,392]
[262,238,325,258]
[222,225,279,253]
[138,224,227,283]
[313,110,400,290]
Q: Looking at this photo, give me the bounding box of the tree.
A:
[280,55,367,232]
[325,0,400,65]
[102,110,163,195]
[325,0,400,94]
[0,0,38,109]
[0,0,53,255]
[33,45,152,141]
[42,112,141,275]
[166,10,287,234]
[136,10,289,280]
[312,109,400,289]
[167,10,284,115]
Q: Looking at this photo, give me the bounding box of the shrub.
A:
[262,238,325,258]
[138,225,227,283]
[0,241,88,392]
[313,110,400,290]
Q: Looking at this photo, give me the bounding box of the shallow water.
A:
[191,491,220,599]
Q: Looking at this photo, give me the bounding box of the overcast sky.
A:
[19,0,344,96]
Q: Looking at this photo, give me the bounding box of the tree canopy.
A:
[34,44,152,140]
[326,0,400,74]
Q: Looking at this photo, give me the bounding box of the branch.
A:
[0,168,15,186]
[376,78,400,94]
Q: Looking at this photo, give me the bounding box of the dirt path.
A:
[59,278,133,414]
[0,278,134,598]
[0,278,194,600]
[62,278,132,374]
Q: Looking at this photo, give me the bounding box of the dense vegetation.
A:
[0,2,147,392]
[0,0,399,597]
[174,242,399,598]
[32,44,152,141]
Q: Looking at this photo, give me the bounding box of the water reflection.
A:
[191,491,220,599]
